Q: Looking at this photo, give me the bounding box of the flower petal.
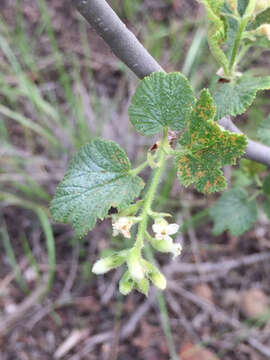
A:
[152,223,163,234]
[167,223,179,235]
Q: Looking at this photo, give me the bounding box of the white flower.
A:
[152,219,179,243]
[112,217,134,238]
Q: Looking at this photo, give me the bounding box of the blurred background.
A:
[1,0,270,359]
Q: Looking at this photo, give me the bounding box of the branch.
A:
[73,0,270,166]
[72,0,163,79]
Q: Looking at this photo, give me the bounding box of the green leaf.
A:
[128,72,195,136]
[263,197,270,219]
[248,7,270,29]
[210,188,258,235]
[176,89,247,193]
[240,158,266,177]
[222,3,239,58]
[213,76,270,120]
[199,0,229,71]
[263,173,270,196]
[257,114,270,145]
[50,138,144,237]
[237,0,250,16]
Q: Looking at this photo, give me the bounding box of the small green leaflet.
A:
[248,7,270,30]
[257,114,270,146]
[199,0,229,71]
[213,76,270,120]
[237,0,249,16]
[50,139,144,237]
[129,72,195,136]
[177,89,247,193]
[222,2,239,59]
[210,188,258,235]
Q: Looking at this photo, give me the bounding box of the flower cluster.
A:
[92,216,182,295]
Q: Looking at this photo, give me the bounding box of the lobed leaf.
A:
[213,75,270,120]
[258,114,270,145]
[50,138,144,237]
[210,188,258,235]
[177,89,247,193]
[129,72,195,135]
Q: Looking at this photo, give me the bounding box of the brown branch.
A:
[72,0,163,78]
[73,0,270,166]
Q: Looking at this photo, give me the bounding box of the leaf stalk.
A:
[134,128,168,251]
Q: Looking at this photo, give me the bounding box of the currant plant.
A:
[51,0,270,296]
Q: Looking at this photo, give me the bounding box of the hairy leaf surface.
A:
[50,139,144,237]
[210,188,258,235]
[213,76,270,120]
[129,72,195,135]
[258,114,270,145]
[177,89,247,193]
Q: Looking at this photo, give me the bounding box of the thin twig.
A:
[165,252,270,276]
[67,294,155,360]
[169,284,270,358]
[72,0,163,79]
[0,277,48,337]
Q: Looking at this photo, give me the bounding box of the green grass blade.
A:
[21,233,41,280]
[0,104,59,147]
[0,192,55,291]
[35,208,56,291]
[0,223,29,293]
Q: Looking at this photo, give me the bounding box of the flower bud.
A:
[119,270,134,295]
[126,248,145,281]
[150,271,166,290]
[135,278,149,296]
[148,236,182,258]
[142,260,167,290]
[92,251,126,274]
